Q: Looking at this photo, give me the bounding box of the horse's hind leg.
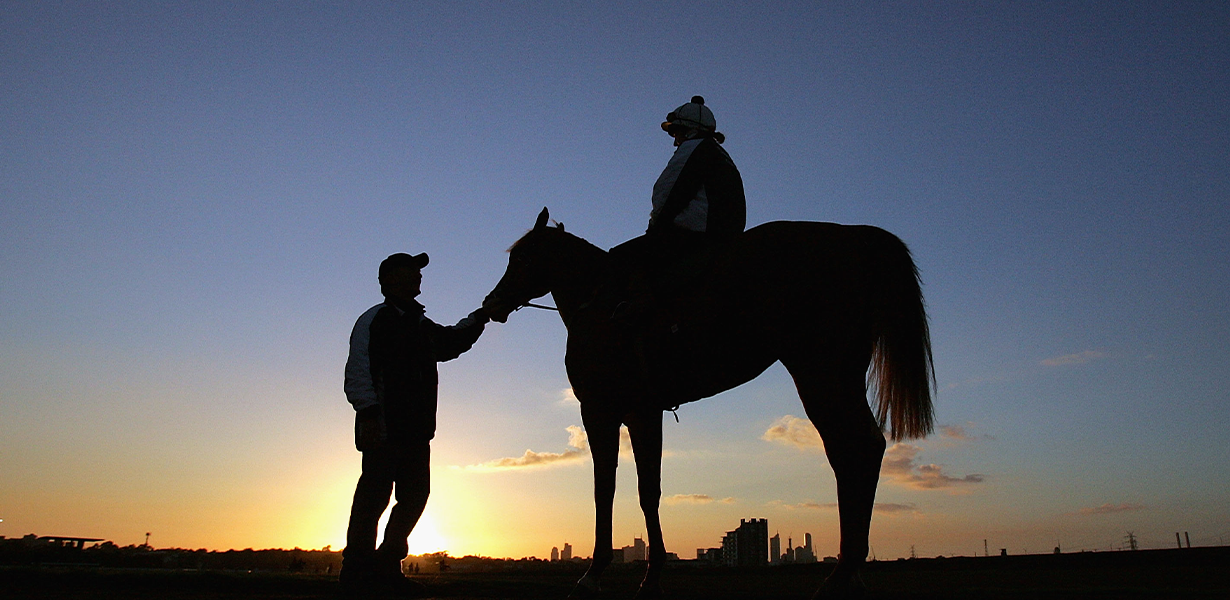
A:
[784,355,886,598]
[570,405,620,599]
[626,409,666,599]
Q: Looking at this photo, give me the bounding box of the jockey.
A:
[613,96,746,317]
[649,95,746,240]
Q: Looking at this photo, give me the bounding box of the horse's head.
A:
[483,208,560,323]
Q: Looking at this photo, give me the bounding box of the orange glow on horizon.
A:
[404,515,449,555]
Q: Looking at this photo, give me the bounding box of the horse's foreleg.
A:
[571,410,620,599]
[627,410,666,599]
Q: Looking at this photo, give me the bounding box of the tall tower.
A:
[633,537,647,562]
[770,533,781,564]
[562,542,572,561]
[551,546,560,562]
[731,518,769,566]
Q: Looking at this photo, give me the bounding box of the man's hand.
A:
[355,406,387,452]
[469,307,490,325]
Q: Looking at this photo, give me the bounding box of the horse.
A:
[483,208,934,599]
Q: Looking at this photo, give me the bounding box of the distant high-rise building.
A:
[562,542,572,561]
[792,533,817,564]
[551,546,560,562]
[716,518,769,567]
[721,530,739,567]
[770,533,780,565]
[737,519,769,567]
[616,536,648,563]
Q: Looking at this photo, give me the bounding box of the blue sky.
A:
[2,1,1228,558]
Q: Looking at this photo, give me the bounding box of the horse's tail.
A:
[869,234,935,441]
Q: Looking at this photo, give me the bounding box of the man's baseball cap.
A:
[379,252,429,281]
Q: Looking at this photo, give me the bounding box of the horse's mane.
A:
[507,222,607,258]
[507,221,562,252]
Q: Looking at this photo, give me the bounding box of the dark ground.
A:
[4,547,1228,599]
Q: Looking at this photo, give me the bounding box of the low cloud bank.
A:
[778,501,918,514]
[762,415,824,451]
[664,494,736,505]
[1041,350,1106,367]
[1080,503,1146,515]
[462,426,589,471]
[881,443,984,490]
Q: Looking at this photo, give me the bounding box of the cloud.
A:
[1041,350,1106,367]
[874,502,920,513]
[776,501,918,514]
[944,374,1008,391]
[762,415,824,451]
[1079,503,1146,515]
[619,426,633,456]
[556,387,579,407]
[938,423,995,443]
[780,501,837,510]
[460,424,637,471]
[881,443,984,490]
[663,494,736,505]
[797,502,835,510]
[462,426,589,471]
[763,418,984,490]
[938,424,974,441]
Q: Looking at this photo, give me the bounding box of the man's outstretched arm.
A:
[429,308,489,362]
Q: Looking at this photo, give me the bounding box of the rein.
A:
[517,302,559,312]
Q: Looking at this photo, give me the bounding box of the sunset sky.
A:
[3,2,1228,561]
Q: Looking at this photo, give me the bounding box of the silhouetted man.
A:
[341,252,488,595]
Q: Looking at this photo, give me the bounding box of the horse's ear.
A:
[534,208,550,231]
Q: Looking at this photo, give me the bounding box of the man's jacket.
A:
[345,299,485,443]
[649,136,746,236]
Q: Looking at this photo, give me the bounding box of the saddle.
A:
[605,235,729,410]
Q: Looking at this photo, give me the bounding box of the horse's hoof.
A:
[633,582,664,600]
[568,576,602,599]
[811,570,867,600]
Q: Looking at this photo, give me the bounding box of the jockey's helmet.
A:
[662,96,717,136]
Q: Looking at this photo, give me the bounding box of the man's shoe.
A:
[380,573,428,598]
[338,567,377,598]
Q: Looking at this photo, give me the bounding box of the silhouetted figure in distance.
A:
[340,252,488,596]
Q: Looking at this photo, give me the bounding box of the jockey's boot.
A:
[611,268,657,324]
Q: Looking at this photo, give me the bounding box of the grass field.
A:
[4,547,1228,599]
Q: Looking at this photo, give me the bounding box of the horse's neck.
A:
[549,233,608,325]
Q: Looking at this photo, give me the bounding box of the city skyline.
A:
[2,2,1228,561]
[14,518,1188,562]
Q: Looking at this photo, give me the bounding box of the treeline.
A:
[0,535,590,575]
[0,535,340,573]
[407,552,589,574]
